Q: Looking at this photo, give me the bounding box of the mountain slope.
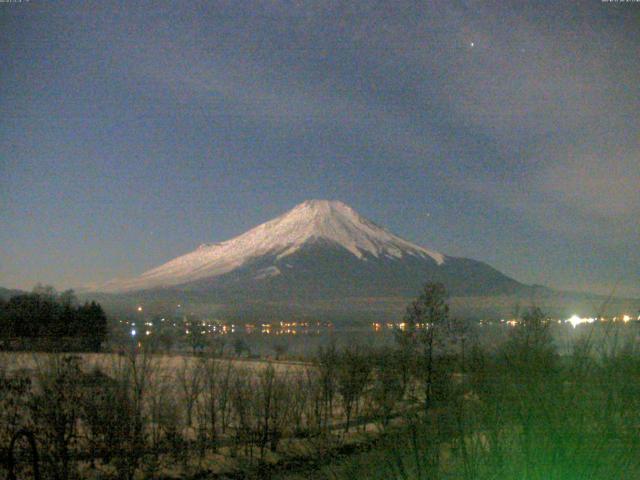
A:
[98,200,524,299]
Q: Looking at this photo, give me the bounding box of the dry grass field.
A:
[0,351,310,377]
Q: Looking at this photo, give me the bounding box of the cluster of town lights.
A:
[565,314,634,328]
[373,314,638,332]
[130,304,636,336]
[127,305,332,337]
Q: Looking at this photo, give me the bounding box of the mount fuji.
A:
[98,200,525,304]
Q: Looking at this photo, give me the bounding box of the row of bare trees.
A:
[0,338,424,478]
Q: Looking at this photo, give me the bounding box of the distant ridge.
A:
[0,287,25,301]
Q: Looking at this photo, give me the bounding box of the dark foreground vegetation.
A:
[310,311,640,479]
[0,286,107,352]
[0,283,639,479]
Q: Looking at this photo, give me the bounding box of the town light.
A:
[566,315,595,328]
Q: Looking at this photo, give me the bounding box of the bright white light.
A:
[566,315,595,328]
[145,330,151,336]
[623,315,631,323]
[131,329,137,337]
[137,306,143,312]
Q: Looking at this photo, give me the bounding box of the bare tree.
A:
[232,337,250,357]
[108,345,157,480]
[176,357,204,429]
[229,367,255,460]
[272,341,288,361]
[302,367,324,435]
[288,370,311,436]
[218,361,235,435]
[30,355,83,480]
[146,367,183,474]
[397,282,451,415]
[255,363,291,455]
[0,367,32,455]
[197,355,227,452]
[316,342,338,431]
[336,346,372,433]
[369,347,405,429]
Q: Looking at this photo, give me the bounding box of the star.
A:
[470,41,475,48]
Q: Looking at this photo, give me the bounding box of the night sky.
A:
[1,1,638,297]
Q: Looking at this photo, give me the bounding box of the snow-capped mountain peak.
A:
[267,200,444,262]
[99,200,445,293]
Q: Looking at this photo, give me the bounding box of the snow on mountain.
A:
[100,200,445,293]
